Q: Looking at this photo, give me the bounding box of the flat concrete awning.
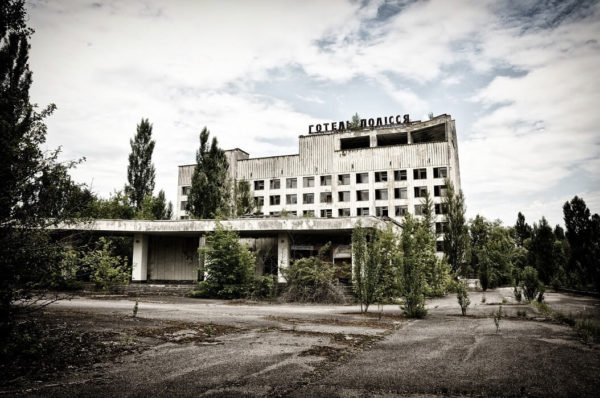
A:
[54,216,397,235]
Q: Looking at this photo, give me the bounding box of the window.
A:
[320,175,332,186]
[435,222,448,234]
[286,194,297,205]
[414,186,428,198]
[303,176,314,187]
[357,190,369,201]
[181,186,191,195]
[269,211,280,216]
[357,207,370,216]
[433,167,448,179]
[254,196,264,206]
[270,179,280,189]
[269,195,280,205]
[303,210,315,217]
[394,187,407,199]
[434,185,447,197]
[303,193,314,204]
[436,241,444,252]
[338,174,350,185]
[394,169,407,181]
[180,215,189,220]
[414,204,424,215]
[340,136,370,150]
[375,189,388,200]
[320,192,333,203]
[289,211,297,216]
[435,203,448,215]
[413,168,427,180]
[254,180,264,190]
[180,201,187,211]
[376,206,389,217]
[320,209,332,218]
[338,191,350,202]
[286,178,297,189]
[338,208,350,217]
[375,171,388,182]
[356,172,369,184]
[395,205,408,216]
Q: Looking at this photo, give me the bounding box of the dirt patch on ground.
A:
[265,315,399,329]
[299,345,346,361]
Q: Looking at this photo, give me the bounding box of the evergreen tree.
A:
[126,118,156,210]
[233,179,255,217]
[529,217,556,285]
[514,212,532,247]
[442,178,468,274]
[187,127,230,219]
[400,214,427,318]
[563,196,591,285]
[348,113,361,130]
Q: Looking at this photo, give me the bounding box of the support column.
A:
[132,233,148,281]
[277,232,290,283]
[407,131,413,144]
[199,236,208,281]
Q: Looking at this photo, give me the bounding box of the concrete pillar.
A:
[199,236,208,281]
[407,131,413,144]
[132,233,148,281]
[277,232,290,283]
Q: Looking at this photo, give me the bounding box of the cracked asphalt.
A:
[10,288,600,397]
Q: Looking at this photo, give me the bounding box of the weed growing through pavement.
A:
[493,306,503,333]
[132,298,139,318]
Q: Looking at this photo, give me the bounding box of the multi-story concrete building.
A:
[176,113,461,252]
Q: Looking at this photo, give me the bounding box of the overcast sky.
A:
[27,0,600,227]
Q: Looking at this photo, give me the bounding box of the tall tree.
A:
[126,118,155,210]
[233,179,255,217]
[514,212,532,247]
[529,217,556,284]
[0,0,83,320]
[187,127,230,219]
[442,178,468,274]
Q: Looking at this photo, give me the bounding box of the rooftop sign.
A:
[308,114,410,134]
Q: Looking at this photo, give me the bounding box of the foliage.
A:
[521,266,542,302]
[132,298,139,317]
[400,214,427,318]
[199,222,255,298]
[348,112,361,130]
[232,179,255,217]
[529,217,557,285]
[80,237,130,291]
[514,212,532,247]
[188,127,230,219]
[456,280,470,316]
[0,0,86,321]
[442,179,468,274]
[513,285,522,302]
[125,118,156,210]
[92,190,135,219]
[493,305,503,333]
[281,243,346,303]
[135,190,171,220]
[250,275,276,300]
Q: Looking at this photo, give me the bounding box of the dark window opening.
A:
[394,170,407,181]
[377,132,408,146]
[340,135,370,150]
[411,124,446,144]
[375,171,388,182]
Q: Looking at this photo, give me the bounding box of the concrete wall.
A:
[147,236,199,281]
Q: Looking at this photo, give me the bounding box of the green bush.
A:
[456,280,470,316]
[199,222,255,299]
[250,275,277,300]
[522,266,542,302]
[281,244,346,304]
[81,237,129,292]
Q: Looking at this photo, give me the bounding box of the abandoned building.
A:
[60,114,461,283]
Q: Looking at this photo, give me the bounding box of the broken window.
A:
[395,205,408,217]
[338,191,350,202]
[357,207,370,216]
[303,210,315,217]
[180,201,187,211]
[435,222,448,234]
[320,209,332,218]
[340,135,370,150]
[375,171,388,182]
[254,180,264,190]
[377,132,408,146]
[303,176,314,188]
[286,178,297,189]
[269,211,280,216]
[254,196,264,207]
[180,215,189,220]
[356,172,369,184]
[269,195,280,205]
[376,206,389,217]
[394,169,407,181]
[338,174,350,185]
[435,203,448,215]
[436,241,444,252]
[181,186,191,196]
[338,208,350,217]
[433,167,447,179]
[286,194,297,205]
[434,185,447,197]
[413,168,427,180]
[303,193,314,204]
[356,190,369,201]
[375,189,388,200]
[289,211,297,216]
[394,187,408,199]
[320,192,333,203]
[270,179,280,189]
[320,175,332,186]
[414,186,427,198]
[412,124,446,144]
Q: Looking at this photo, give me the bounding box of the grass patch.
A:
[576,318,600,343]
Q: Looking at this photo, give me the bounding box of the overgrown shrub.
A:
[250,275,277,300]
[513,285,523,302]
[521,266,543,302]
[281,244,346,304]
[400,215,428,318]
[198,222,255,299]
[456,280,470,316]
[80,237,129,292]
